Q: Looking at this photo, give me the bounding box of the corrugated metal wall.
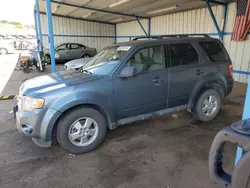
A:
[224,3,250,83]
[116,3,250,83]
[116,19,149,42]
[40,14,115,51]
[151,6,222,36]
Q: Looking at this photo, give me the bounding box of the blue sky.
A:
[0,0,34,25]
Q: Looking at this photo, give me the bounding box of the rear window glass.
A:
[199,41,227,62]
[169,43,199,67]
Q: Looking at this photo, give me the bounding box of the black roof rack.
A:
[132,34,210,40]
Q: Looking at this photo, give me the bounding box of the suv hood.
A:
[20,70,102,96]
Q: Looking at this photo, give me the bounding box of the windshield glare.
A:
[81,46,130,75]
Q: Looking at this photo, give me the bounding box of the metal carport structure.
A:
[33,0,234,73]
[34,0,249,164]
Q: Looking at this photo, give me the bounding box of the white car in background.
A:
[0,41,15,54]
[64,57,92,70]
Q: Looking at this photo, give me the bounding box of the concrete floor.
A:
[0,59,246,188]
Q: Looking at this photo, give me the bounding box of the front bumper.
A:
[15,105,61,147]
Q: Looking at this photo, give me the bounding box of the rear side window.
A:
[169,43,199,67]
[71,44,81,49]
[199,41,227,62]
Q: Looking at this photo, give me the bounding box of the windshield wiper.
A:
[81,69,92,74]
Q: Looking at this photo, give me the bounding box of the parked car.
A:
[45,43,97,64]
[0,41,15,54]
[64,57,92,70]
[14,35,234,154]
[14,40,36,50]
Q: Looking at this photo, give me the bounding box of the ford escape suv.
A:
[14,34,234,154]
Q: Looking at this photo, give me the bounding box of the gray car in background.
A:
[0,40,15,54]
[64,57,92,70]
[45,43,97,64]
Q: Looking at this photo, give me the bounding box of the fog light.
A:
[22,124,33,134]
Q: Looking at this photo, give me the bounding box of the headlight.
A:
[21,96,45,112]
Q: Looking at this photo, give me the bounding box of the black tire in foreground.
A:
[193,89,221,122]
[45,55,51,64]
[57,107,107,154]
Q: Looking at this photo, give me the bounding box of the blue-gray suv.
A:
[15,35,234,154]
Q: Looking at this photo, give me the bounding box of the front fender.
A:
[41,107,62,142]
[43,91,116,140]
[55,91,115,118]
[188,73,227,110]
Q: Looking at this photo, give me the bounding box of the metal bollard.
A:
[209,119,250,187]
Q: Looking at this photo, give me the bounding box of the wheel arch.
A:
[50,103,112,142]
[188,80,226,111]
[0,48,8,54]
[81,53,90,58]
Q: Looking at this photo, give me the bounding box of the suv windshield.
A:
[81,46,130,75]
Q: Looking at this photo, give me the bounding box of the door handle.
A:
[152,77,161,85]
[196,69,204,75]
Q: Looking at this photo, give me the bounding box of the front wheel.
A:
[57,107,107,154]
[81,54,90,58]
[193,89,221,122]
[0,48,8,55]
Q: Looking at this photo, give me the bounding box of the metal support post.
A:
[235,76,250,164]
[36,0,43,51]
[148,18,151,37]
[45,0,56,72]
[221,4,228,41]
[114,24,117,43]
[33,11,39,40]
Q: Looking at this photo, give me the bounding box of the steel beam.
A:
[39,12,115,25]
[50,0,148,19]
[114,24,117,43]
[148,18,151,37]
[33,11,39,40]
[209,0,227,6]
[45,0,56,72]
[206,0,223,40]
[35,0,43,51]
[136,17,148,36]
[221,4,228,40]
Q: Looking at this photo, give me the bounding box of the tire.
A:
[81,54,90,58]
[23,67,30,73]
[57,107,107,154]
[45,55,51,64]
[0,48,8,55]
[193,89,221,122]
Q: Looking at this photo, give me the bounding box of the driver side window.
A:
[127,45,163,74]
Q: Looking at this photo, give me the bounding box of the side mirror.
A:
[120,66,137,78]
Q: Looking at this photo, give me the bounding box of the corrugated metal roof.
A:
[38,0,235,24]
